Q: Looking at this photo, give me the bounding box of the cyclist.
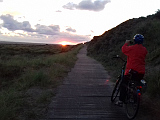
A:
[115,34,148,106]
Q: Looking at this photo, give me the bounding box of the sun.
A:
[60,41,67,46]
[58,41,75,46]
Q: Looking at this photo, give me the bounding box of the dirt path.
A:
[46,45,127,120]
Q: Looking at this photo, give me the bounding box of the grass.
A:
[0,43,83,120]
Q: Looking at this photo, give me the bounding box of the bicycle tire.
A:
[125,86,140,119]
[111,77,121,102]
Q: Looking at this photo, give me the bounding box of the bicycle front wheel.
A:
[125,87,140,119]
[111,77,121,102]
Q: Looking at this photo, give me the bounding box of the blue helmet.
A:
[133,34,144,44]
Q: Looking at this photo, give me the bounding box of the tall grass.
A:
[0,43,83,120]
[145,67,160,97]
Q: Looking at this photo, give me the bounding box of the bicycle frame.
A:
[114,55,127,81]
[121,62,126,81]
[111,55,127,102]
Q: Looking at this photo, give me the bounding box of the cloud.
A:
[0,14,60,35]
[0,0,3,2]
[62,32,87,41]
[63,0,111,11]
[66,27,76,32]
[0,14,90,44]
[0,14,34,32]
[63,2,77,10]
[35,24,60,35]
[56,10,62,12]
[55,32,90,43]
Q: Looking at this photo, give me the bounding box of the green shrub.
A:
[146,68,160,97]
[0,89,25,120]
[20,70,50,88]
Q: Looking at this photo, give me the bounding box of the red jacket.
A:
[122,43,148,75]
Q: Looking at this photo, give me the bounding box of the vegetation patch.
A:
[0,43,83,120]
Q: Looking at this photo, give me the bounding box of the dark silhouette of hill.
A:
[87,10,160,97]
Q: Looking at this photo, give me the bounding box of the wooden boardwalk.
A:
[46,45,127,120]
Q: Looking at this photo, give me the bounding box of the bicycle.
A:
[111,55,146,119]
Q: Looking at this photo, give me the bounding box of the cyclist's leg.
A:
[119,75,129,102]
[136,74,144,93]
[136,74,144,83]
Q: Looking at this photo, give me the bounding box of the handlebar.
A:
[113,55,127,69]
[113,55,126,62]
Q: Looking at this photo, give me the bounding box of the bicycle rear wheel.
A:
[111,77,121,102]
[125,86,140,119]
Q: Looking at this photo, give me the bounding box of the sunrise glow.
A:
[59,41,75,46]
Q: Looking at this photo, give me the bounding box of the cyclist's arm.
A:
[125,40,131,44]
[122,42,131,55]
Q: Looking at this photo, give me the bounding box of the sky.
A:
[0,0,159,45]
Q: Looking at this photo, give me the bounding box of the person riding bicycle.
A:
[115,34,148,106]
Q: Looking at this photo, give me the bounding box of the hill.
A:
[87,10,160,117]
